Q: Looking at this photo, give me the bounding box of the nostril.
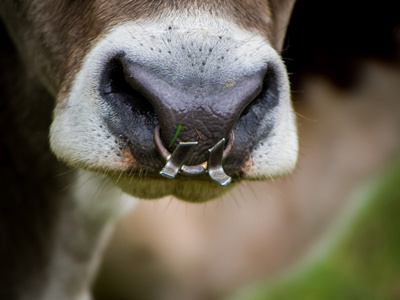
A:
[101,58,156,116]
[237,68,279,122]
[238,84,264,119]
[100,57,160,169]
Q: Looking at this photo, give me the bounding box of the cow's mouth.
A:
[110,170,238,202]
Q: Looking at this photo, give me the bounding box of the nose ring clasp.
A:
[153,125,234,186]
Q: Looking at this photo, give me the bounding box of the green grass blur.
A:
[234,154,400,300]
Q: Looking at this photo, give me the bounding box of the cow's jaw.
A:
[50,11,298,202]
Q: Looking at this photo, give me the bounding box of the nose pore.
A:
[122,58,265,165]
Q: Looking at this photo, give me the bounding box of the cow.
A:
[0,1,297,299]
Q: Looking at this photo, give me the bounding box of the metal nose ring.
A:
[153,125,234,186]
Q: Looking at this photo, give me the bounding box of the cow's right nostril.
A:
[101,58,156,117]
[99,57,161,169]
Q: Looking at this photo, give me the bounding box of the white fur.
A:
[50,9,298,200]
[245,58,298,179]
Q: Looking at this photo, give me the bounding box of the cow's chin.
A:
[109,173,237,203]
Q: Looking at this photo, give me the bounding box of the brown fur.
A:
[1,0,293,100]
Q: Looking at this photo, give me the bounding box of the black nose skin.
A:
[122,59,265,165]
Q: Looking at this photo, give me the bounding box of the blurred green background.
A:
[234,156,400,300]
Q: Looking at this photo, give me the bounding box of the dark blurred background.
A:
[284,0,400,88]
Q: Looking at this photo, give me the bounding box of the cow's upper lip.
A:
[109,170,238,202]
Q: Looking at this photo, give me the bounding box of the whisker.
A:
[295,111,317,122]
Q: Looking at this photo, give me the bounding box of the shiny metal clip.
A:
[154,125,234,186]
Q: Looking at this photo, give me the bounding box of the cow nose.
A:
[120,58,265,165]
